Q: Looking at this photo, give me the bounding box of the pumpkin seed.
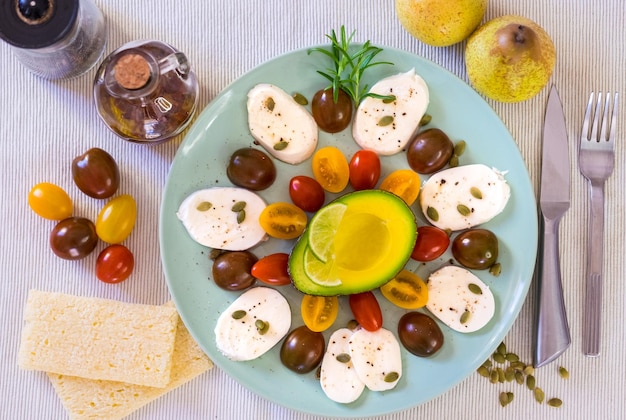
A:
[265,97,275,111]
[504,367,515,382]
[505,352,519,362]
[448,154,459,168]
[419,113,432,126]
[382,95,396,104]
[378,115,394,126]
[558,366,569,379]
[231,201,247,212]
[497,367,505,382]
[477,366,490,378]
[273,140,288,150]
[384,372,399,383]
[468,283,483,295]
[514,371,524,385]
[255,319,269,335]
[497,342,507,355]
[454,140,467,156]
[526,375,536,390]
[534,387,545,403]
[470,186,483,199]
[489,262,502,276]
[236,210,246,224]
[489,370,498,384]
[460,310,471,324]
[426,206,439,222]
[482,359,493,369]
[547,398,562,407]
[523,365,535,376]
[499,391,513,407]
[509,361,525,370]
[231,310,246,320]
[336,353,351,363]
[492,352,506,364]
[197,201,212,211]
[457,204,471,216]
[292,92,308,105]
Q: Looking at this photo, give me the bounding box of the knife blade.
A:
[533,84,571,368]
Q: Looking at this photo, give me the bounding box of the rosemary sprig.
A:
[308,26,395,106]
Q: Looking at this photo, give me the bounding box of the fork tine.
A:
[582,92,595,141]
[608,93,619,144]
[599,93,612,143]
[590,92,603,142]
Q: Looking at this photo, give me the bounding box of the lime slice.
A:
[303,246,342,287]
[307,202,348,262]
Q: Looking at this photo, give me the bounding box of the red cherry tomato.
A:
[251,253,291,286]
[96,244,134,283]
[289,176,325,212]
[411,225,450,262]
[349,150,381,190]
[349,291,383,331]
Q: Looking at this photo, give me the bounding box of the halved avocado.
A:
[288,190,417,296]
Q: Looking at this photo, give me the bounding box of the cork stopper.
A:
[113,53,151,90]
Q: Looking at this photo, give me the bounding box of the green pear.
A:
[465,15,556,102]
[395,0,488,47]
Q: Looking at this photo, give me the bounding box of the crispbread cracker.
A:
[47,302,213,420]
[18,290,178,387]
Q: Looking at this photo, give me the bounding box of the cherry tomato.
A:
[301,295,339,332]
[411,225,451,262]
[289,175,325,212]
[349,149,381,190]
[95,194,137,244]
[280,325,325,374]
[212,250,258,291]
[71,148,120,199]
[406,128,454,174]
[398,312,444,357]
[380,270,428,309]
[251,253,291,286]
[226,147,276,191]
[49,217,98,260]
[96,244,134,283]
[349,291,383,331]
[379,169,420,206]
[311,88,353,133]
[28,182,73,220]
[311,146,350,193]
[258,202,307,240]
[452,228,499,269]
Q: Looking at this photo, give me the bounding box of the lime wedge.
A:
[307,202,348,262]
[303,246,342,287]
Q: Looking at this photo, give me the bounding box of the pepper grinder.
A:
[0,0,107,79]
[93,40,199,144]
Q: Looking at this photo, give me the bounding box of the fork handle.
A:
[583,180,606,356]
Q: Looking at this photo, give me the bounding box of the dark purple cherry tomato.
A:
[349,291,383,331]
[349,149,381,190]
[288,175,325,212]
[398,312,444,357]
[311,88,353,133]
[411,225,451,262]
[49,217,98,260]
[451,228,499,270]
[96,244,134,283]
[72,148,120,199]
[227,148,276,191]
[251,253,291,286]
[212,251,258,291]
[280,325,325,374]
[406,128,454,174]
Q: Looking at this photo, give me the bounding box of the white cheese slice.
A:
[352,68,429,155]
[426,265,495,333]
[348,327,402,391]
[214,287,291,361]
[177,187,267,251]
[419,163,511,231]
[247,83,318,164]
[320,328,365,403]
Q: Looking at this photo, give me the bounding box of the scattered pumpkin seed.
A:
[468,283,483,295]
[558,366,569,379]
[448,154,459,168]
[231,201,247,212]
[482,359,493,369]
[292,92,308,105]
[426,206,439,221]
[505,353,520,362]
[236,210,246,224]
[470,186,483,199]
[499,391,513,407]
[460,310,471,324]
[231,310,246,320]
[457,204,471,216]
[378,115,394,126]
[255,319,269,335]
[547,398,562,407]
[526,375,536,390]
[382,95,396,104]
[347,319,359,330]
[514,371,524,385]
[454,140,467,156]
[419,113,432,126]
[336,353,351,363]
[477,366,490,378]
[265,97,275,111]
[534,387,545,403]
[197,201,212,211]
[504,367,515,382]
[497,342,507,355]
[273,140,288,150]
[489,262,502,276]
[209,249,224,260]
[492,352,506,364]
[523,365,535,376]
[510,361,525,370]
[384,372,399,383]
[497,367,505,382]
[489,370,499,384]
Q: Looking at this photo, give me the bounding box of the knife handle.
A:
[533,214,571,368]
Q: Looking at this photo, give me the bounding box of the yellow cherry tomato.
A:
[311,146,350,193]
[28,182,73,220]
[379,169,421,206]
[258,202,307,240]
[380,269,428,309]
[96,194,137,244]
[301,294,339,332]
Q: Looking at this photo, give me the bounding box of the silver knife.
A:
[533,85,571,368]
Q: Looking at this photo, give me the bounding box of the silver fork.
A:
[579,92,618,357]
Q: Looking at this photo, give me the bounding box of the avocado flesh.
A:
[288,190,417,296]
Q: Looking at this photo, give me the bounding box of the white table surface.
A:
[2,1,625,419]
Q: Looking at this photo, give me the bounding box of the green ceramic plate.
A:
[160,45,537,417]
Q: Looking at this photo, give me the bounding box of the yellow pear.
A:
[395,0,488,47]
[465,15,556,102]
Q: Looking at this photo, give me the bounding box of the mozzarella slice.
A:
[214,287,291,361]
[419,164,511,231]
[349,328,402,391]
[352,68,429,155]
[426,265,495,333]
[177,187,267,251]
[320,328,365,404]
[247,84,318,164]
